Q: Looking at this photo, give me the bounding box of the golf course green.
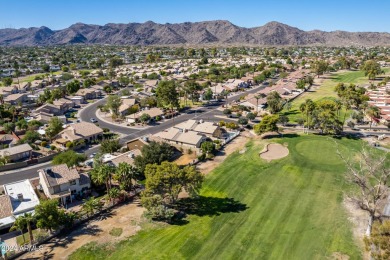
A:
[70,135,362,260]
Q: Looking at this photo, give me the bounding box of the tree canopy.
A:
[134,141,174,175]
[266,91,284,114]
[52,150,86,167]
[156,80,179,111]
[254,114,280,135]
[361,60,382,80]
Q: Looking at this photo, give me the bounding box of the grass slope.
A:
[70,135,362,260]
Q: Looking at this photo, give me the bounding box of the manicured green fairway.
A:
[70,135,362,260]
[282,69,390,122]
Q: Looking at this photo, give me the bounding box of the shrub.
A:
[109,227,123,237]
[223,109,232,115]
[197,153,206,161]
[66,142,74,149]
[41,141,47,147]
[226,122,238,130]
[50,145,56,150]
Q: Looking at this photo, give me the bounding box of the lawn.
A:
[13,71,62,83]
[16,229,48,245]
[70,135,362,260]
[281,69,390,123]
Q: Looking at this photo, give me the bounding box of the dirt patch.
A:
[343,198,370,260]
[259,143,289,161]
[19,201,145,260]
[331,252,350,260]
[174,153,198,165]
[197,134,250,175]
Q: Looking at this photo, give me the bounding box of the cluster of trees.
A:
[141,162,203,221]
[298,99,343,134]
[11,199,77,246]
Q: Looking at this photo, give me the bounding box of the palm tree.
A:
[254,93,266,113]
[366,105,380,129]
[21,213,36,245]
[16,119,28,132]
[81,197,102,217]
[114,163,137,191]
[90,164,115,194]
[299,99,315,134]
[107,187,121,206]
[10,217,26,244]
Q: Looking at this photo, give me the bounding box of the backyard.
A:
[69,135,363,260]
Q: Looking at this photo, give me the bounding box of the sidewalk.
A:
[95,110,149,130]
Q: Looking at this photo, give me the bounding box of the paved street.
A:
[0,84,269,185]
[2,80,389,186]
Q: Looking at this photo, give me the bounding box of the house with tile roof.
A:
[55,122,103,147]
[0,143,32,162]
[38,164,91,205]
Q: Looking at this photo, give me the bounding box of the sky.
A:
[1,0,389,32]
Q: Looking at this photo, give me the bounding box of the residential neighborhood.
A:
[0,2,390,259]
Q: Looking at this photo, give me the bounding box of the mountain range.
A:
[1,20,390,46]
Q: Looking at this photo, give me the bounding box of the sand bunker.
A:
[260,143,289,161]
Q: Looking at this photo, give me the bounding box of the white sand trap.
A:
[260,143,289,161]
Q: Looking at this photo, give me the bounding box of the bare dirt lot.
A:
[343,198,370,260]
[19,201,145,260]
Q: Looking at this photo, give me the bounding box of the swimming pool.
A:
[0,241,7,256]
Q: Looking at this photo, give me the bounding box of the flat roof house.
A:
[0,179,40,230]
[38,164,91,205]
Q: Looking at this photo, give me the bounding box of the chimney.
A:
[17,193,23,201]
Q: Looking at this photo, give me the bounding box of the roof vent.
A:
[17,193,23,201]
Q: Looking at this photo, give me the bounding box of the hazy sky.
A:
[1,0,388,32]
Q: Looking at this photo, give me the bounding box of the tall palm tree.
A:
[90,164,115,194]
[366,105,380,129]
[21,213,36,245]
[10,217,26,244]
[254,93,266,113]
[299,99,315,134]
[114,163,138,191]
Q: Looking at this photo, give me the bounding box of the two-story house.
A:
[38,164,91,205]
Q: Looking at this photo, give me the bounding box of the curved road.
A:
[0,82,273,185]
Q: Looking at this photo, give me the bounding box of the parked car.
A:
[90,118,98,123]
